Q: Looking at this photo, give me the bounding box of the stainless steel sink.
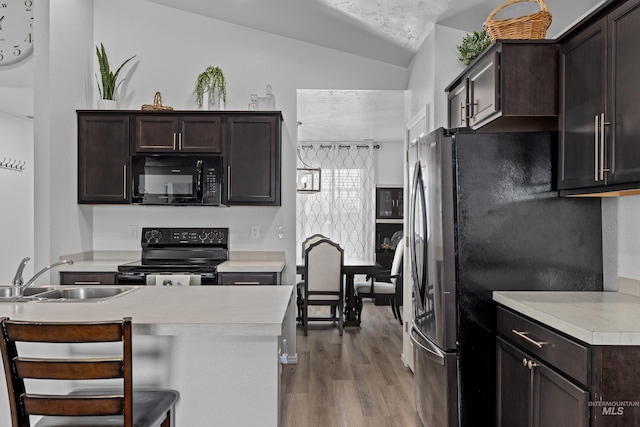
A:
[0,286,138,302]
[0,286,56,300]
[35,287,138,302]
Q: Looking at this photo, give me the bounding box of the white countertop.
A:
[0,285,294,336]
[493,291,640,346]
[217,260,285,273]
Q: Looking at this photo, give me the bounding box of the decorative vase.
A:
[202,92,224,110]
[97,99,117,110]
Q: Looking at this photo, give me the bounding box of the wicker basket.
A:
[484,0,552,41]
[141,92,173,111]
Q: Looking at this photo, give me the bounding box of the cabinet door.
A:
[78,114,129,203]
[496,338,531,427]
[558,20,606,190]
[179,115,222,153]
[468,52,499,128]
[376,188,403,219]
[226,115,281,205]
[133,115,178,152]
[608,0,640,184]
[448,81,468,128]
[533,363,589,427]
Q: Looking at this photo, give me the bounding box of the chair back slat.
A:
[0,316,134,427]
[16,358,124,380]
[23,394,124,417]
[4,321,124,343]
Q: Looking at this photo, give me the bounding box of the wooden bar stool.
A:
[0,317,178,427]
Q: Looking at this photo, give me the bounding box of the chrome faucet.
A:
[12,257,74,298]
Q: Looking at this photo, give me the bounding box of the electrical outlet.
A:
[128,225,137,239]
[278,226,284,239]
[251,225,260,239]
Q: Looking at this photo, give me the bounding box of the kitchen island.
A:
[0,285,294,426]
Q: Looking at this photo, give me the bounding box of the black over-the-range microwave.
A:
[131,155,222,205]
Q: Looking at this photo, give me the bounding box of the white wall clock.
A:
[0,0,34,67]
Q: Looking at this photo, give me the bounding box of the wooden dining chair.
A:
[296,233,328,321]
[355,239,404,325]
[300,238,344,336]
[0,317,178,427]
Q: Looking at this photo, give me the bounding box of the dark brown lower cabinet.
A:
[497,337,589,427]
[497,306,640,427]
[59,272,117,285]
[217,272,278,285]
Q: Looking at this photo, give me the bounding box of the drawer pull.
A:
[234,281,261,285]
[73,281,101,285]
[511,329,546,349]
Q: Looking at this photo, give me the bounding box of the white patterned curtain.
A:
[296,143,375,260]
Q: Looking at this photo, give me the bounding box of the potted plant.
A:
[194,66,227,110]
[456,30,492,66]
[95,43,136,108]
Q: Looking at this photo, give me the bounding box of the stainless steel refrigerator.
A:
[408,128,603,427]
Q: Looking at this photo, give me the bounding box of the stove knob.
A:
[199,231,209,241]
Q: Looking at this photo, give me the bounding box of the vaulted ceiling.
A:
[147,0,597,68]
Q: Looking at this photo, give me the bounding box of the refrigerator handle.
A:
[410,324,445,366]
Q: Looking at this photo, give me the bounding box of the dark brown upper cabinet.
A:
[132,113,222,153]
[376,187,403,220]
[78,113,130,204]
[445,41,559,132]
[559,0,640,195]
[77,110,282,206]
[226,113,282,206]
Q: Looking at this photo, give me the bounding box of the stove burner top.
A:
[116,227,229,284]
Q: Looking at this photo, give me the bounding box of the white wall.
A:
[34,0,95,282]
[375,142,404,186]
[90,0,407,285]
[406,24,467,132]
[0,112,35,282]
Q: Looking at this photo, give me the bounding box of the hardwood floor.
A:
[281,302,422,427]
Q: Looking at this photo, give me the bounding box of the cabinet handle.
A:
[233,281,261,285]
[460,103,466,125]
[173,133,177,150]
[511,329,546,349]
[73,281,101,285]
[594,115,599,181]
[123,165,127,199]
[227,165,231,199]
[600,112,610,181]
[179,132,183,151]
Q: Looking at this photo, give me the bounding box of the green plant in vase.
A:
[95,43,136,101]
[194,66,227,109]
[456,30,492,66]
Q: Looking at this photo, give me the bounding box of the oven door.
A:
[131,155,200,204]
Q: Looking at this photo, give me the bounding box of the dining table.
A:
[296,257,381,327]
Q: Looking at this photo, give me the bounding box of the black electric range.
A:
[117,227,229,285]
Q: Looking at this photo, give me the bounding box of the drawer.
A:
[497,306,590,386]
[59,272,117,285]
[217,272,278,285]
